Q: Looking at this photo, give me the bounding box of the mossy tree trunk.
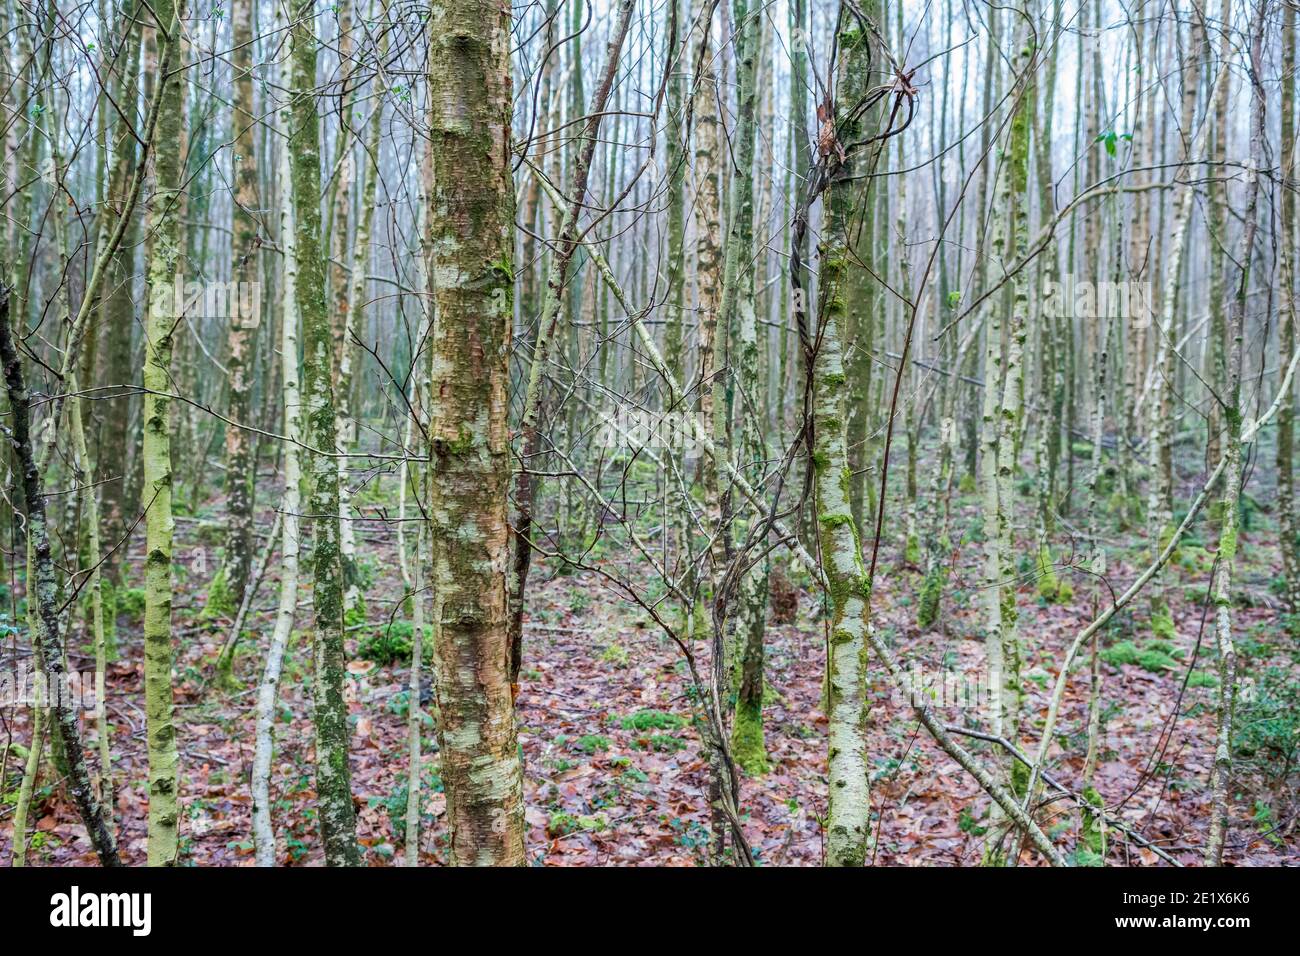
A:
[1278,2,1299,617]
[426,0,528,866]
[812,20,877,868]
[69,371,113,836]
[140,0,186,867]
[980,9,1031,865]
[289,0,360,867]
[93,6,143,589]
[841,2,881,537]
[1206,0,1265,865]
[219,0,260,652]
[663,0,688,380]
[722,0,769,780]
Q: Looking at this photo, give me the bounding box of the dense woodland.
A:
[0,0,1297,868]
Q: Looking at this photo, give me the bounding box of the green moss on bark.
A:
[1080,785,1106,860]
[731,698,769,776]
[917,565,947,631]
[204,565,236,620]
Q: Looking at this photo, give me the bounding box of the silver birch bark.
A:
[426,0,529,865]
[140,0,186,866]
[251,76,303,867]
[1206,0,1266,865]
[289,0,360,866]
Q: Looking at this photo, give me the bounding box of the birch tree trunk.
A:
[1206,0,1266,865]
[426,0,527,866]
[812,19,877,867]
[721,0,769,779]
[218,0,260,651]
[141,0,186,866]
[401,134,434,868]
[842,3,881,535]
[981,9,1031,864]
[693,0,723,544]
[1146,9,1205,613]
[289,0,360,866]
[333,15,389,626]
[663,0,688,379]
[251,73,303,867]
[1278,1,1299,616]
[328,0,362,618]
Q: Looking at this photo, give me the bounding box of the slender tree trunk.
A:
[1145,17,1209,646]
[333,19,388,624]
[69,371,113,836]
[328,0,362,617]
[400,374,429,867]
[1203,0,1230,482]
[9,652,45,866]
[981,9,1031,865]
[519,0,558,332]
[842,3,883,537]
[1277,1,1299,616]
[426,0,529,866]
[94,7,143,588]
[1031,1,1066,604]
[693,0,723,527]
[140,0,186,867]
[1,290,120,866]
[252,76,303,867]
[663,0,688,380]
[1206,0,1266,865]
[219,0,260,650]
[289,0,360,866]
[810,19,880,867]
[690,14,727,834]
[719,0,769,783]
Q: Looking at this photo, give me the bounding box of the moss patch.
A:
[917,565,946,631]
[731,699,770,776]
[203,565,236,620]
[1079,785,1106,861]
[904,533,921,565]
[1100,639,1179,673]
[1149,602,1177,642]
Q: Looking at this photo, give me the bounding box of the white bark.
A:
[252,89,303,867]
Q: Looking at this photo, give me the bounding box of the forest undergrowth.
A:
[5,440,1294,867]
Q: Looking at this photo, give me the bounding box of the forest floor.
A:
[3,460,1299,866]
